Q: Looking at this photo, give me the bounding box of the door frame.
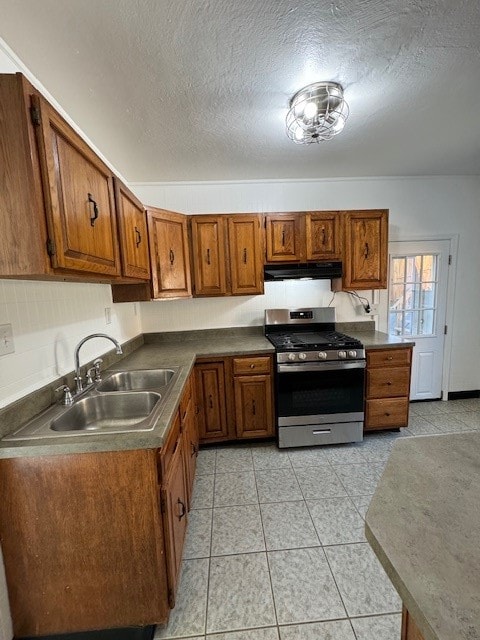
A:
[378,233,458,401]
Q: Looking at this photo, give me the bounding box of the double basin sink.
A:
[3,368,180,441]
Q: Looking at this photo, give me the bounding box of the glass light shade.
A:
[286,81,349,144]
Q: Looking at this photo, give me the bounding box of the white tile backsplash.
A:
[140,280,373,333]
[0,280,141,408]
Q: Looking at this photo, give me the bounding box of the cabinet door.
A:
[190,216,228,295]
[234,375,274,438]
[402,607,425,640]
[148,208,192,298]
[195,361,229,442]
[265,213,305,262]
[33,95,121,276]
[161,434,188,605]
[305,211,342,261]
[180,374,199,508]
[114,178,150,279]
[228,215,264,295]
[343,210,388,289]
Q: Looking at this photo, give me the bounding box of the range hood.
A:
[264,262,342,281]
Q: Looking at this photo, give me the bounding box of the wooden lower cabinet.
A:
[160,417,188,606]
[365,347,412,431]
[234,374,274,438]
[194,360,231,442]
[0,449,170,637]
[195,355,275,444]
[402,607,425,640]
[180,375,199,509]
[364,347,412,432]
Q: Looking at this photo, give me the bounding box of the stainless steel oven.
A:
[275,358,365,447]
[265,307,366,448]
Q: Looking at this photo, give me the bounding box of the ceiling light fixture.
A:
[286,81,349,144]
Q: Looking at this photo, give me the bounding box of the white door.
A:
[386,240,450,400]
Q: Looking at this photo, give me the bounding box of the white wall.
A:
[0,41,141,409]
[132,176,480,393]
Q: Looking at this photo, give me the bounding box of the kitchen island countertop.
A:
[365,432,480,640]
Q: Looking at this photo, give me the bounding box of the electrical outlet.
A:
[0,323,15,356]
[104,307,112,325]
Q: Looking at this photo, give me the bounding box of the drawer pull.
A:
[387,381,392,386]
[387,356,393,361]
[312,429,332,435]
[250,364,255,369]
[385,412,391,417]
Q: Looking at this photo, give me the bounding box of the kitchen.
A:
[0,2,480,640]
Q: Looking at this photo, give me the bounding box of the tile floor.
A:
[155,399,480,640]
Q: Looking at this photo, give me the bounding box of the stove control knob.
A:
[298,352,307,360]
[338,350,347,359]
[318,351,328,360]
[287,353,296,361]
[348,350,357,358]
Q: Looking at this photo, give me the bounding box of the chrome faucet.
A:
[73,333,123,394]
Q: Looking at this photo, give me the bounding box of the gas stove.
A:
[265,307,366,449]
[265,308,365,363]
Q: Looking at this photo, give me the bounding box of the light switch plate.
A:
[0,323,14,356]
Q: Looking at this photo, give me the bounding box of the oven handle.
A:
[277,361,366,373]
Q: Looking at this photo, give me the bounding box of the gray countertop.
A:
[365,433,480,640]
[0,333,273,459]
[0,326,412,459]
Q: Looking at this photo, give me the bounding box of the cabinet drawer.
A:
[366,367,411,399]
[367,348,411,368]
[365,398,409,429]
[233,356,271,375]
[158,412,181,479]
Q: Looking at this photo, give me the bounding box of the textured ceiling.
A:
[1,0,479,181]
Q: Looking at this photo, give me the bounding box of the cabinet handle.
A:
[208,394,213,409]
[282,227,286,246]
[169,249,175,265]
[387,356,393,361]
[252,399,256,416]
[321,228,326,245]
[195,404,200,416]
[206,248,211,265]
[243,248,247,264]
[135,226,141,247]
[250,364,255,369]
[191,442,198,457]
[364,242,369,259]
[88,193,99,227]
[177,498,186,520]
[387,381,392,386]
[385,412,391,417]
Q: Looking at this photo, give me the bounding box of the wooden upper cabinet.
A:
[342,210,388,289]
[265,213,305,262]
[305,211,342,261]
[32,94,121,277]
[190,216,228,296]
[228,215,263,295]
[114,179,150,280]
[148,208,192,298]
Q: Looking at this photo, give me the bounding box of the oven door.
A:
[276,360,365,426]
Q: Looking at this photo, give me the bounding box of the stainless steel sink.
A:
[96,369,176,392]
[2,366,181,441]
[50,392,161,432]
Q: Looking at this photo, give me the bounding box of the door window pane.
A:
[388,253,438,337]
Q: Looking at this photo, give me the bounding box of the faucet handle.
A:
[93,358,103,381]
[55,385,74,405]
